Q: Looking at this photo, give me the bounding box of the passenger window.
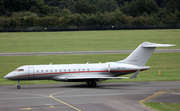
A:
[46,70,48,72]
[69,69,71,72]
[55,70,57,72]
[64,69,66,72]
[37,70,39,73]
[41,70,43,72]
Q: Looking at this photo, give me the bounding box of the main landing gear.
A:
[17,81,21,89]
[86,80,97,87]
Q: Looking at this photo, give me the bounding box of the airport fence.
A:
[0,24,179,32]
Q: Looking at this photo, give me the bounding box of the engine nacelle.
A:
[107,63,139,72]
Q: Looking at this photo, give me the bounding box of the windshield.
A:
[14,69,24,72]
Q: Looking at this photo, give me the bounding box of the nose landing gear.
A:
[17,81,21,89]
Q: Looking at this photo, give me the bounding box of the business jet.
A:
[4,42,175,89]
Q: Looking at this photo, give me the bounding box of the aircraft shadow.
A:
[10,82,139,90]
[60,83,137,90]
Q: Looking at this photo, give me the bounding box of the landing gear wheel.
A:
[91,82,96,87]
[86,81,91,86]
[87,80,97,87]
[17,85,21,89]
[17,81,21,89]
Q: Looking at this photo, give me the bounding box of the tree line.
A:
[0,0,180,28]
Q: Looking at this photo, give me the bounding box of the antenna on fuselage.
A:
[50,63,52,65]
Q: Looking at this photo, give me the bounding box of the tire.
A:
[17,85,21,89]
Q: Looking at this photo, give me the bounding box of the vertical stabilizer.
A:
[117,42,175,66]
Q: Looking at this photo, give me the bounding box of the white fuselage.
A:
[4,62,149,82]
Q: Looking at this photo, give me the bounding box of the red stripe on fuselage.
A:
[8,70,109,79]
[8,69,147,79]
[110,69,148,73]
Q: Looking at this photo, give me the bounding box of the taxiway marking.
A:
[19,106,69,110]
[0,89,86,111]
[49,89,87,111]
[139,90,170,103]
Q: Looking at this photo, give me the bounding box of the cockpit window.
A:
[14,69,18,71]
[18,69,24,71]
[14,69,24,71]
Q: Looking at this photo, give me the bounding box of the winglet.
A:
[130,69,140,78]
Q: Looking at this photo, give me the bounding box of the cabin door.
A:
[28,67,34,80]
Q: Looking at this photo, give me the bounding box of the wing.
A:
[65,69,140,80]
[52,70,140,81]
[65,76,129,80]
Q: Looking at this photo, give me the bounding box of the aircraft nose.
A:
[4,75,9,79]
[4,73,12,79]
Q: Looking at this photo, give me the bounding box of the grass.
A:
[142,102,180,111]
[0,29,180,53]
[0,52,179,85]
[0,29,180,85]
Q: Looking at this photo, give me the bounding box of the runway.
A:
[0,49,180,56]
[0,81,179,111]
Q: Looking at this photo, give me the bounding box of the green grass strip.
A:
[0,29,179,53]
[142,102,180,111]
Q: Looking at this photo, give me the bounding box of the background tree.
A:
[49,6,61,17]
[50,6,61,13]
[121,0,159,17]
[110,9,128,25]
[61,9,71,17]
[166,0,180,13]
[59,0,74,13]
[0,0,14,16]
[97,0,118,13]
[28,0,50,16]
[44,0,60,6]
[0,0,50,16]
[115,0,134,7]
[154,0,167,8]
[74,0,97,14]
[0,0,180,29]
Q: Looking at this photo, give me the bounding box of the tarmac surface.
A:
[0,81,180,111]
[0,49,180,56]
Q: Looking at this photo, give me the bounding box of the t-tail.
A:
[117,42,175,66]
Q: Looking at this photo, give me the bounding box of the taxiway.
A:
[0,81,179,111]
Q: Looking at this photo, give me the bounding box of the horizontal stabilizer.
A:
[142,42,175,47]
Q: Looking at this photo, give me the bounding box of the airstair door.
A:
[28,67,34,80]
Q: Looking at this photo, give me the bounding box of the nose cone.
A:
[4,75,9,79]
[4,73,12,79]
